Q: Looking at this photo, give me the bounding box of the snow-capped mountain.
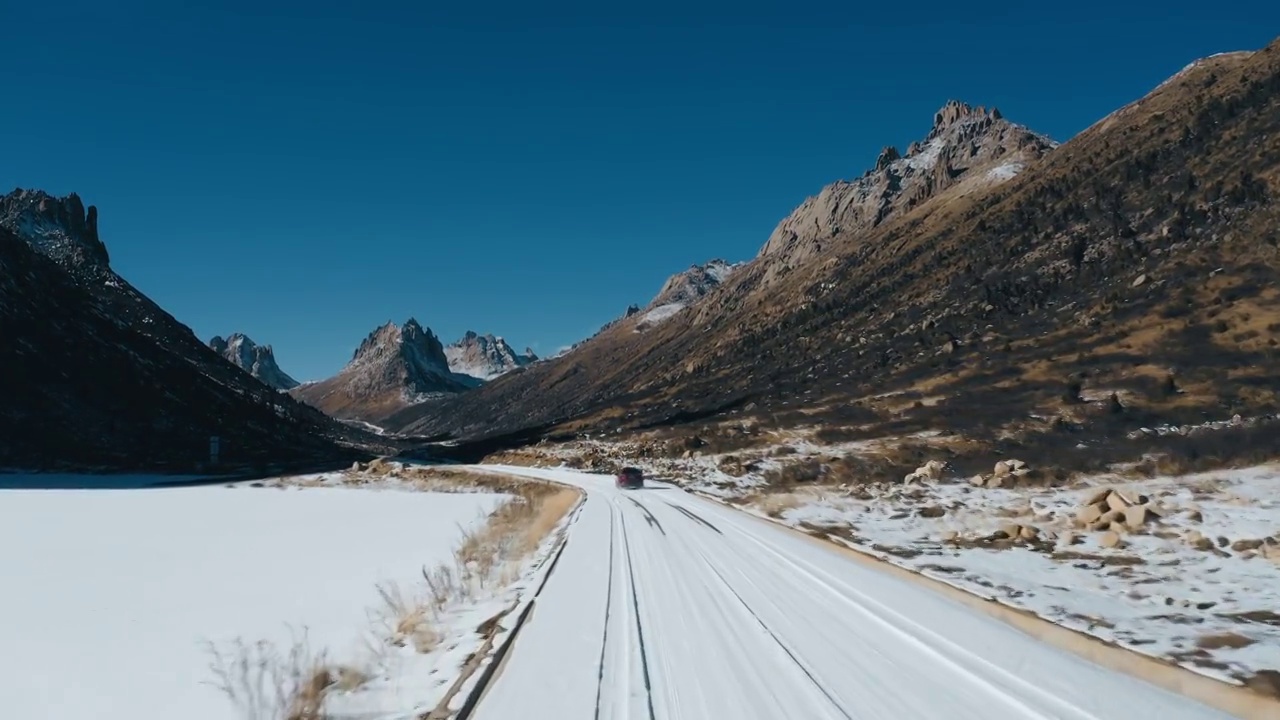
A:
[758,101,1057,277]
[290,319,477,422]
[209,333,300,390]
[637,259,744,327]
[446,331,538,381]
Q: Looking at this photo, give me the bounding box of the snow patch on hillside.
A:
[640,302,686,326]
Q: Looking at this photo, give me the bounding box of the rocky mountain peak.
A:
[209,333,300,391]
[757,101,1056,273]
[648,259,742,310]
[0,188,110,267]
[291,318,473,422]
[446,331,538,381]
[932,99,991,131]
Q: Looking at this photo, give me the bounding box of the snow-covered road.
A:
[471,466,1238,720]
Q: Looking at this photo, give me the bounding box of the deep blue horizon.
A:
[4,3,1277,381]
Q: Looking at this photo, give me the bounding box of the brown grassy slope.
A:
[393,41,1280,447]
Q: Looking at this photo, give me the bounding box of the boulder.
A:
[994,461,1013,477]
[987,475,1005,489]
[1231,538,1264,552]
[352,461,365,472]
[1083,488,1111,506]
[941,530,960,543]
[1077,503,1105,526]
[999,522,1022,539]
[918,505,947,518]
[1123,505,1158,530]
[1019,525,1041,540]
[921,460,947,481]
[1185,509,1204,523]
[1099,531,1124,549]
[1105,492,1134,513]
[969,474,987,487]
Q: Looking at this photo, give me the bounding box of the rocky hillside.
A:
[291,319,476,423]
[446,331,537,381]
[209,333,300,390]
[0,190,385,471]
[390,40,1280,457]
[757,101,1055,282]
[637,259,743,329]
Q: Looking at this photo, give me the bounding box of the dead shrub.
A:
[204,628,355,720]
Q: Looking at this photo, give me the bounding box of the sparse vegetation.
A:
[212,466,580,717]
[204,628,362,720]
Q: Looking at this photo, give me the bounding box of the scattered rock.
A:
[1232,538,1265,552]
[1185,510,1204,523]
[1000,522,1022,539]
[1019,525,1041,540]
[1083,488,1111,506]
[1124,504,1159,530]
[1059,531,1080,547]
[1106,492,1134,513]
[918,505,947,518]
[1100,531,1124,549]
[941,530,960,543]
[969,474,986,487]
[352,461,365,472]
[1077,503,1105,526]
[1217,535,1230,548]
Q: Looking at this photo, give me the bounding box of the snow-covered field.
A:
[735,467,1280,687]
[0,480,503,720]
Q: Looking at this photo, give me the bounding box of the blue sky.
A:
[3,2,1277,381]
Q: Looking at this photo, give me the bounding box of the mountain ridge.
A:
[386,43,1280,448]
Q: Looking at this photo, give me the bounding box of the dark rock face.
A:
[0,221,378,472]
[0,189,110,267]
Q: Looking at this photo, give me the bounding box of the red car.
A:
[615,467,644,489]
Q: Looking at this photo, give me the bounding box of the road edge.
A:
[691,489,1278,720]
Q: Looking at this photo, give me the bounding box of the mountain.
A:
[388,40,1280,451]
[0,190,384,471]
[209,333,300,390]
[758,101,1055,282]
[637,259,743,328]
[445,331,538,381]
[290,319,476,423]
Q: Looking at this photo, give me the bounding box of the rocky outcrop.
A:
[209,333,300,390]
[446,331,537,381]
[291,319,476,423]
[647,259,742,310]
[757,101,1056,274]
[0,188,110,268]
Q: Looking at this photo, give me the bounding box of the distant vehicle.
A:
[615,467,644,489]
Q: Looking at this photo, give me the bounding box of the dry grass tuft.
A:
[370,471,580,655]
[204,628,352,720]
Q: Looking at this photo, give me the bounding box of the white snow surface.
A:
[639,302,686,325]
[0,482,502,720]
[986,161,1026,181]
[465,465,1235,719]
